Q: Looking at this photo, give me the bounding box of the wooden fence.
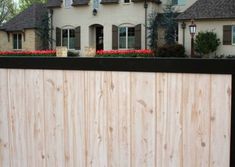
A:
[0,58,234,167]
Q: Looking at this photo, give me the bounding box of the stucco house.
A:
[177,0,235,56]
[0,3,47,51]
[47,0,197,54]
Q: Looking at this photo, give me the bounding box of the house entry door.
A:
[96,26,103,51]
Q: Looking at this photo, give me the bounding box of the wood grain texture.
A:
[85,71,108,167]
[0,70,10,167]
[8,69,27,167]
[25,70,45,167]
[161,73,183,167]
[44,70,65,167]
[210,75,232,167]
[63,71,86,167]
[131,72,156,167]
[182,74,211,167]
[156,73,168,167]
[0,70,232,167]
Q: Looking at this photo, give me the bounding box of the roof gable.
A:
[0,3,47,32]
[177,0,235,20]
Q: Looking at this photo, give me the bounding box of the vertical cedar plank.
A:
[8,69,27,167]
[44,70,65,167]
[25,70,45,167]
[182,74,211,167]
[106,72,120,167]
[158,73,183,167]
[106,72,131,167]
[86,71,108,167]
[210,75,231,167]
[63,71,86,167]
[117,72,131,167]
[156,73,168,167]
[131,72,156,167]
[0,70,10,167]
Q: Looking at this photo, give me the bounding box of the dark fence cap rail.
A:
[0,57,234,74]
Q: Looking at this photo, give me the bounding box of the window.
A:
[65,0,72,7]
[119,27,135,49]
[172,0,186,5]
[13,34,22,50]
[232,26,235,45]
[124,0,130,3]
[62,29,75,49]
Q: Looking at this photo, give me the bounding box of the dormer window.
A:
[13,33,22,50]
[65,0,72,7]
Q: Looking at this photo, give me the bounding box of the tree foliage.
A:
[161,4,178,45]
[19,0,47,12]
[147,11,158,51]
[0,0,17,25]
[195,31,220,57]
[147,4,178,51]
[36,11,53,50]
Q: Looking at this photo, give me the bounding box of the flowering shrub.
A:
[96,50,153,57]
[0,50,56,57]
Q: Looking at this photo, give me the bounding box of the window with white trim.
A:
[119,27,135,49]
[232,26,235,45]
[13,33,22,50]
[65,0,72,7]
[62,29,75,49]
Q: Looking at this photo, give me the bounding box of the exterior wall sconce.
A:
[93,8,97,16]
[189,19,197,58]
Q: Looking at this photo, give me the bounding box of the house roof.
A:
[0,3,47,32]
[177,0,235,20]
[47,0,62,8]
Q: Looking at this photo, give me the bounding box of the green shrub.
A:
[195,31,220,57]
[157,44,186,57]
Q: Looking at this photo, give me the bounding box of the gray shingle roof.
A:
[0,3,47,31]
[177,0,235,20]
[47,0,62,8]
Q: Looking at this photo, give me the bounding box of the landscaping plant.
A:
[96,50,153,57]
[195,31,220,57]
[0,50,56,56]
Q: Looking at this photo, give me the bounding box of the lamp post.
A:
[144,0,148,49]
[189,20,196,58]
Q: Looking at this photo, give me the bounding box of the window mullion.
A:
[16,34,19,49]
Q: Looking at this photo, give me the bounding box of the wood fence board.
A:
[156,73,168,167]
[63,71,86,167]
[44,70,65,167]
[116,72,131,167]
[210,75,232,167]
[86,71,108,167]
[0,70,10,167]
[131,72,156,167]
[162,73,183,167]
[182,74,211,167]
[25,70,45,167]
[8,69,27,167]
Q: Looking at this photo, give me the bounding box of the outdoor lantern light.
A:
[189,19,197,57]
[93,8,97,16]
